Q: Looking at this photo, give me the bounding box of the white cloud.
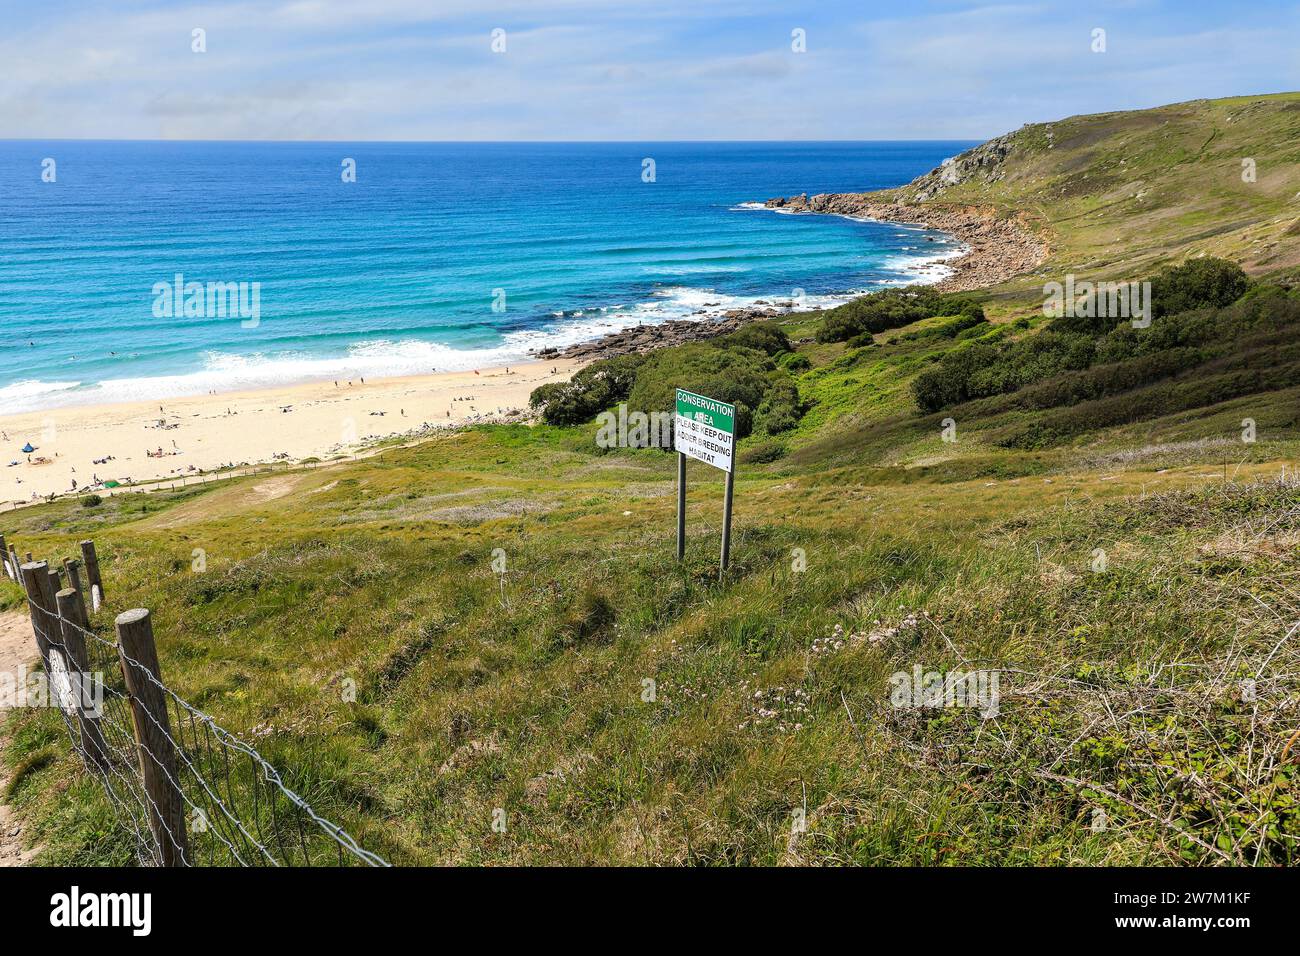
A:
[0,0,1295,140]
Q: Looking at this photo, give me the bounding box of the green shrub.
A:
[754,377,802,434]
[81,494,103,508]
[529,353,646,426]
[816,287,986,343]
[900,312,989,342]
[1150,257,1249,319]
[1001,358,1300,448]
[911,273,1300,445]
[740,441,786,464]
[530,327,806,438]
[913,332,1094,412]
[954,316,993,339]
[783,353,812,372]
[912,265,1266,415]
[716,321,790,356]
[1044,258,1250,337]
[626,344,784,439]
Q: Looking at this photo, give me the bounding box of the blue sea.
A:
[0,141,973,412]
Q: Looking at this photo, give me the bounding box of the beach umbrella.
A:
[21,443,34,454]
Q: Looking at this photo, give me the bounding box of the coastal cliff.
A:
[764,140,1047,292]
[769,94,1300,288]
[763,131,1045,291]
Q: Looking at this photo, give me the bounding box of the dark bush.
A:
[740,441,786,464]
[529,353,646,425]
[914,332,1094,412]
[912,342,993,412]
[626,344,781,439]
[913,271,1300,447]
[717,321,790,356]
[1043,258,1250,337]
[531,329,806,437]
[954,316,993,339]
[1001,358,1300,448]
[783,353,812,372]
[81,494,103,508]
[754,377,802,434]
[816,287,986,343]
[1150,257,1249,319]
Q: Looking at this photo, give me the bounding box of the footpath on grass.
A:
[0,611,38,866]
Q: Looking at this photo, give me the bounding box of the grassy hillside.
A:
[4,94,1300,866]
[876,92,1300,295]
[3,419,1296,864]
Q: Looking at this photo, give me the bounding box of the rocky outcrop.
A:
[539,307,780,362]
[760,130,1048,290]
[901,131,1018,202]
[763,192,1046,292]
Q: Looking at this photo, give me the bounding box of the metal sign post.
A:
[673,388,737,576]
[719,467,735,573]
[676,451,687,561]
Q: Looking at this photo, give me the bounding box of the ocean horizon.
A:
[0,140,974,413]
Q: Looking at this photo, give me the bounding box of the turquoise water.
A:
[0,141,972,411]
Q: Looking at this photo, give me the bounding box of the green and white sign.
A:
[674,388,735,473]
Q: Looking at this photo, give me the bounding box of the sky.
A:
[1,0,1297,141]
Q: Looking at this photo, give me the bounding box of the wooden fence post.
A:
[115,608,189,866]
[64,559,88,622]
[9,551,21,591]
[80,540,103,610]
[56,588,111,772]
[47,567,63,597]
[64,558,79,590]
[0,533,8,580]
[19,561,56,671]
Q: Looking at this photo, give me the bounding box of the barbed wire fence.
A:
[2,536,388,867]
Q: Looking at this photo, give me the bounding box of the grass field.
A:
[4,328,1297,864]
[4,93,1300,866]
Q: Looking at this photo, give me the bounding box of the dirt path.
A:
[0,610,39,866]
[143,470,311,529]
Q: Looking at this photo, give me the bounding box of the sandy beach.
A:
[0,360,582,505]
[0,196,1031,512]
